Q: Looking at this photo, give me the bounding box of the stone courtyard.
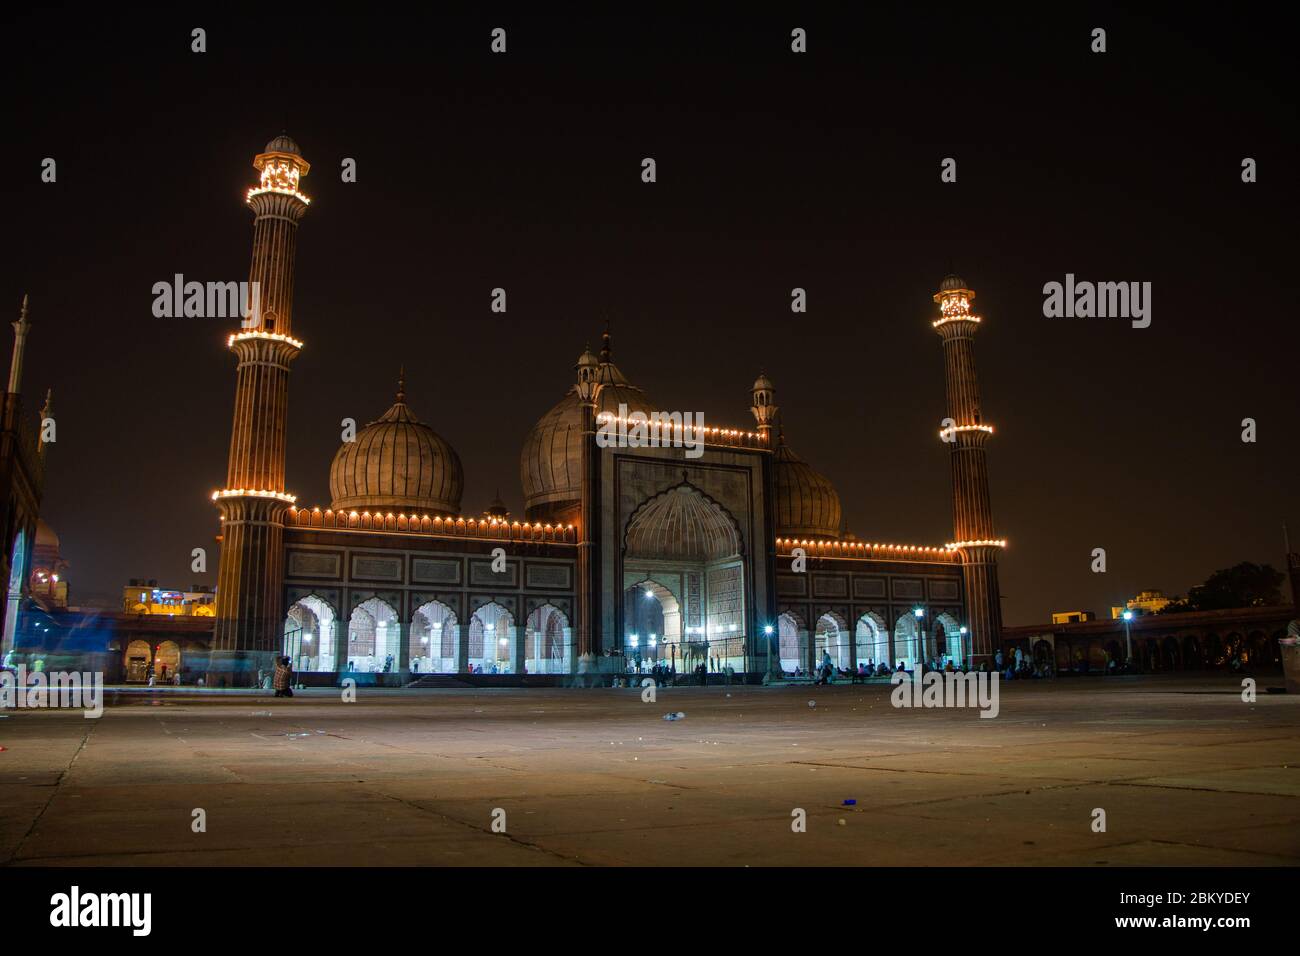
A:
[1,674,1296,866]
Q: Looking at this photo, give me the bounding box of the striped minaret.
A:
[211,134,311,683]
[933,274,1004,666]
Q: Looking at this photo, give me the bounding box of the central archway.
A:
[623,481,747,672]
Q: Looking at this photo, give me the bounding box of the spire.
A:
[8,294,31,395]
[599,320,612,364]
[396,366,406,404]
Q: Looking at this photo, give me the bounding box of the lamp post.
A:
[1122,610,1134,667]
[959,626,968,669]
[764,623,776,682]
[913,607,925,671]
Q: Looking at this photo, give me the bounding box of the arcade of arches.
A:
[280,595,571,675]
[1029,629,1286,675]
[780,610,967,674]
[121,639,183,683]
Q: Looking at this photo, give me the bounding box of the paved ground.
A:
[1,674,1297,866]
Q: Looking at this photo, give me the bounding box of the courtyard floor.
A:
[1,673,1297,866]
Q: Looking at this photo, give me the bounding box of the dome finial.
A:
[599,319,612,364]
[396,366,406,404]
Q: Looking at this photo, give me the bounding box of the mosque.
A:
[208,135,1006,685]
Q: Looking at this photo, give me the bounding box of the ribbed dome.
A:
[35,518,59,549]
[939,273,968,292]
[265,133,302,155]
[520,332,653,518]
[329,378,463,516]
[773,432,842,539]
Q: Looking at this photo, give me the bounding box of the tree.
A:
[1168,562,1286,612]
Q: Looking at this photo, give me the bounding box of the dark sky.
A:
[2,7,1295,624]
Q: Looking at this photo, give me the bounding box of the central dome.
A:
[329,376,463,516]
[520,332,653,520]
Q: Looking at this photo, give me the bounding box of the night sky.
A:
[2,7,1294,624]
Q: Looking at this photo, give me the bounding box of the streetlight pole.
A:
[764,623,775,683]
[1122,610,1134,668]
[914,607,925,672]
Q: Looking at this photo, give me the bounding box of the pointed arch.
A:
[525,603,571,674]
[623,481,744,562]
[410,599,458,673]
[855,611,889,673]
[815,611,851,671]
[469,601,515,674]
[285,593,340,672]
[347,596,398,673]
[777,611,806,674]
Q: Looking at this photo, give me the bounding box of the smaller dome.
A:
[329,376,463,516]
[939,273,968,292]
[264,133,302,155]
[35,519,59,548]
[773,431,842,539]
[753,372,774,392]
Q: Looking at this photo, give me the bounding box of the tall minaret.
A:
[574,343,601,661]
[7,295,31,395]
[211,135,311,682]
[932,274,1004,666]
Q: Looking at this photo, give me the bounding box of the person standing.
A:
[273,656,293,697]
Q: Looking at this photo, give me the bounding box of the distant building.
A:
[1111,589,1172,619]
[1005,604,1292,675]
[30,519,69,609]
[1051,610,1095,625]
[122,580,216,617]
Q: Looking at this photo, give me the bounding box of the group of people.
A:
[343,654,396,673]
[647,662,676,685]
[795,652,1052,683]
[994,648,1050,680]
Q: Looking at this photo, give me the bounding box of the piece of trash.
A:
[287,732,312,739]
[253,711,273,716]
[662,712,686,721]
[807,700,816,708]
[843,799,856,806]
[837,818,846,826]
